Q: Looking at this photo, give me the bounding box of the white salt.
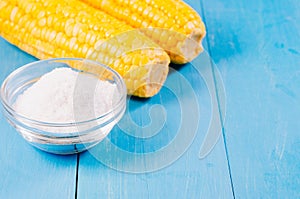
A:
[13,67,118,131]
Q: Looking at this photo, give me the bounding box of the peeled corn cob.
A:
[0,0,170,97]
[81,0,206,64]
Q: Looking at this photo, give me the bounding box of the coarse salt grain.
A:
[13,67,118,132]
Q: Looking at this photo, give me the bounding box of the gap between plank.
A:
[75,153,80,199]
[199,1,236,198]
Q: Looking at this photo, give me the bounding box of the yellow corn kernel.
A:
[0,0,170,97]
[81,0,206,64]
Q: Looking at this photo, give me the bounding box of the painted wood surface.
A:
[76,54,233,198]
[0,38,77,198]
[0,0,299,198]
[202,0,300,198]
[76,0,233,198]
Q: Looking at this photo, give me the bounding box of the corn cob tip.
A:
[171,24,206,64]
[131,59,170,97]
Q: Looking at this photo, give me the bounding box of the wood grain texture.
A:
[202,0,300,198]
[2,0,299,198]
[76,61,233,198]
[0,38,77,199]
[76,1,233,198]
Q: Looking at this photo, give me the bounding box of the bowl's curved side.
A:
[0,58,127,155]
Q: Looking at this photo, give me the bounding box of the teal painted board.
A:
[77,54,233,198]
[77,1,234,198]
[202,0,300,198]
[0,37,77,199]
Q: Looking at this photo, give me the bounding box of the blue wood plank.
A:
[77,56,233,198]
[202,0,300,198]
[0,37,77,199]
[77,2,233,198]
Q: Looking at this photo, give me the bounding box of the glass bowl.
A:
[0,58,126,154]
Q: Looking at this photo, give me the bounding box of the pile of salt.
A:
[13,68,118,128]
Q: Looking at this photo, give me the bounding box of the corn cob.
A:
[0,0,170,97]
[80,0,206,64]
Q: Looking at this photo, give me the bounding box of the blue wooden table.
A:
[1,0,299,198]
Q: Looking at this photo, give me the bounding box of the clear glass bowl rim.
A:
[0,57,127,129]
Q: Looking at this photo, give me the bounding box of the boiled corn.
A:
[81,0,206,64]
[0,0,170,97]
